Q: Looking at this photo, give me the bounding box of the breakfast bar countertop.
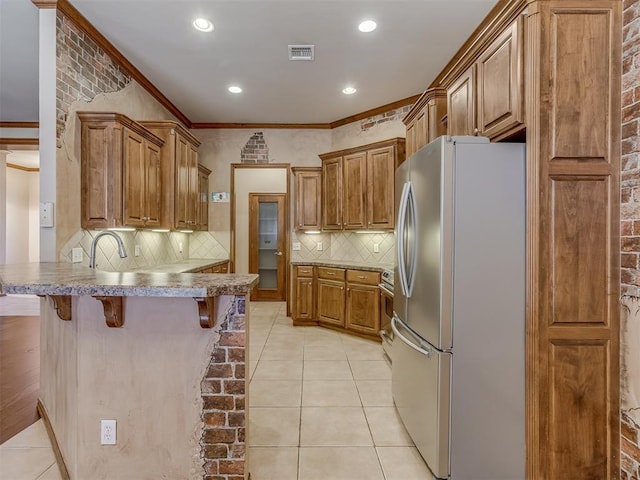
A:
[0,262,258,298]
[130,258,229,274]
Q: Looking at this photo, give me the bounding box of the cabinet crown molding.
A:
[402,87,447,125]
[76,112,165,147]
[138,120,202,148]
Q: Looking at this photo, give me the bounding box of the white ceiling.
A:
[0,0,498,124]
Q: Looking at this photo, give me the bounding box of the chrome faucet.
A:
[89,231,128,269]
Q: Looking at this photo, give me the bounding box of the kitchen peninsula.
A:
[0,262,258,480]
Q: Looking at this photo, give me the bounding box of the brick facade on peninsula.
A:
[200,296,248,480]
[56,10,131,141]
[621,0,640,477]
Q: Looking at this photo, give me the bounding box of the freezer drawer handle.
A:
[379,329,393,346]
[391,316,432,358]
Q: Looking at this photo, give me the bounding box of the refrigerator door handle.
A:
[397,182,411,297]
[391,315,432,358]
[405,182,417,298]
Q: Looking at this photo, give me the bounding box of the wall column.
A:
[38,6,56,261]
[0,151,7,265]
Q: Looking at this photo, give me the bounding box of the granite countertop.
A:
[290,260,393,272]
[130,258,229,274]
[0,262,257,298]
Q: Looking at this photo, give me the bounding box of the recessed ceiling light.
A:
[193,18,214,32]
[228,86,243,94]
[342,86,357,95]
[358,20,377,33]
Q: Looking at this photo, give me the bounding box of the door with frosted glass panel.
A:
[248,194,287,301]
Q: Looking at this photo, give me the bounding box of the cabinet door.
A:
[144,141,162,227]
[476,17,523,140]
[317,279,345,327]
[197,166,210,231]
[343,152,367,230]
[174,135,190,229]
[123,128,146,227]
[427,96,448,143]
[294,169,322,231]
[346,283,380,336]
[367,146,395,229]
[294,276,314,321]
[405,122,416,159]
[322,156,343,230]
[447,66,475,136]
[187,146,199,228]
[415,110,427,153]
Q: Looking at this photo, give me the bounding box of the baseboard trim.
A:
[36,399,71,480]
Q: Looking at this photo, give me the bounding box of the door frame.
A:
[230,163,291,308]
[248,193,288,301]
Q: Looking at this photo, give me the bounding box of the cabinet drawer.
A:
[317,267,346,281]
[346,269,381,286]
[296,265,314,278]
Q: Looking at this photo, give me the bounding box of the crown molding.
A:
[7,162,40,172]
[0,122,39,128]
[0,138,39,146]
[191,122,332,130]
[56,0,191,128]
[32,0,57,8]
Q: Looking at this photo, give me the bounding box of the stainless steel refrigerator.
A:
[393,136,525,479]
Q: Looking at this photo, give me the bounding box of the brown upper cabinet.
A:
[320,138,404,231]
[140,121,202,230]
[78,112,165,230]
[197,163,211,231]
[292,167,322,232]
[446,16,524,140]
[403,88,447,158]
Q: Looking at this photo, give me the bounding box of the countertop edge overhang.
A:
[290,260,393,272]
[0,263,258,297]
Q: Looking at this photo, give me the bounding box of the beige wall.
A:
[5,166,39,264]
[0,152,6,264]
[331,118,406,151]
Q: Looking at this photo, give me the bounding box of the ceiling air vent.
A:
[288,45,315,61]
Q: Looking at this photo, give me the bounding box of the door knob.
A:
[274,251,283,256]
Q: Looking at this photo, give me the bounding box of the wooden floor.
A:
[0,315,40,444]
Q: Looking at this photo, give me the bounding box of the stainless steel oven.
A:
[379,269,394,361]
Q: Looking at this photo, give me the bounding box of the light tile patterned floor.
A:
[248,301,435,480]
[0,420,62,480]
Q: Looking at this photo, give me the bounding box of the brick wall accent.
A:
[56,10,131,140]
[240,132,269,163]
[621,0,640,477]
[201,295,247,480]
[360,104,413,131]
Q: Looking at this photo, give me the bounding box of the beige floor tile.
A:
[0,447,56,480]
[349,360,391,380]
[303,360,352,380]
[270,324,306,337]
[249,380,302,407]
[364,407,414,446]
[303,346,347,361]
[274,316,294,326]
[1,420,50,448]
[35,463,64,480]
[253,360,303,380]
[249,408,301,446]
[300,407,372,446]
[249,447,298,480]
[376,447,434,480]
[304,334,344,347]
[302,380,361,407]
[355,380,394,406]
[260,345,304,361]
[343,342,385,361]
[249,361,259,380]
[298,447,384,480]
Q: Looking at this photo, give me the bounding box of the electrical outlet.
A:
[134,245,141,257]
[373,243,380,253]
[100,420,116,445]
[292,242,301,251]
[316,242,323,251]
[71,247,83,263]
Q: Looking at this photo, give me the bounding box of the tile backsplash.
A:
[60,230,227,271]
[292,231,394,266]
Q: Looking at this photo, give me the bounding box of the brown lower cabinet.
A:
[293,265,381,341]
[195,262,229,274]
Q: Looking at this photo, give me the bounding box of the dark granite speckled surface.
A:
[290,260,392,272]
[0,263,258,297]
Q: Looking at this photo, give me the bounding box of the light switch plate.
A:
[373,243,380,253]
[292,242,301,251]
[39,202,54,228]
[316,242,323,251]
[134,245,141,257]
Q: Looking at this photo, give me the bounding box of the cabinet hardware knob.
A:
[358,275,366,279]
[474,128,479,135]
